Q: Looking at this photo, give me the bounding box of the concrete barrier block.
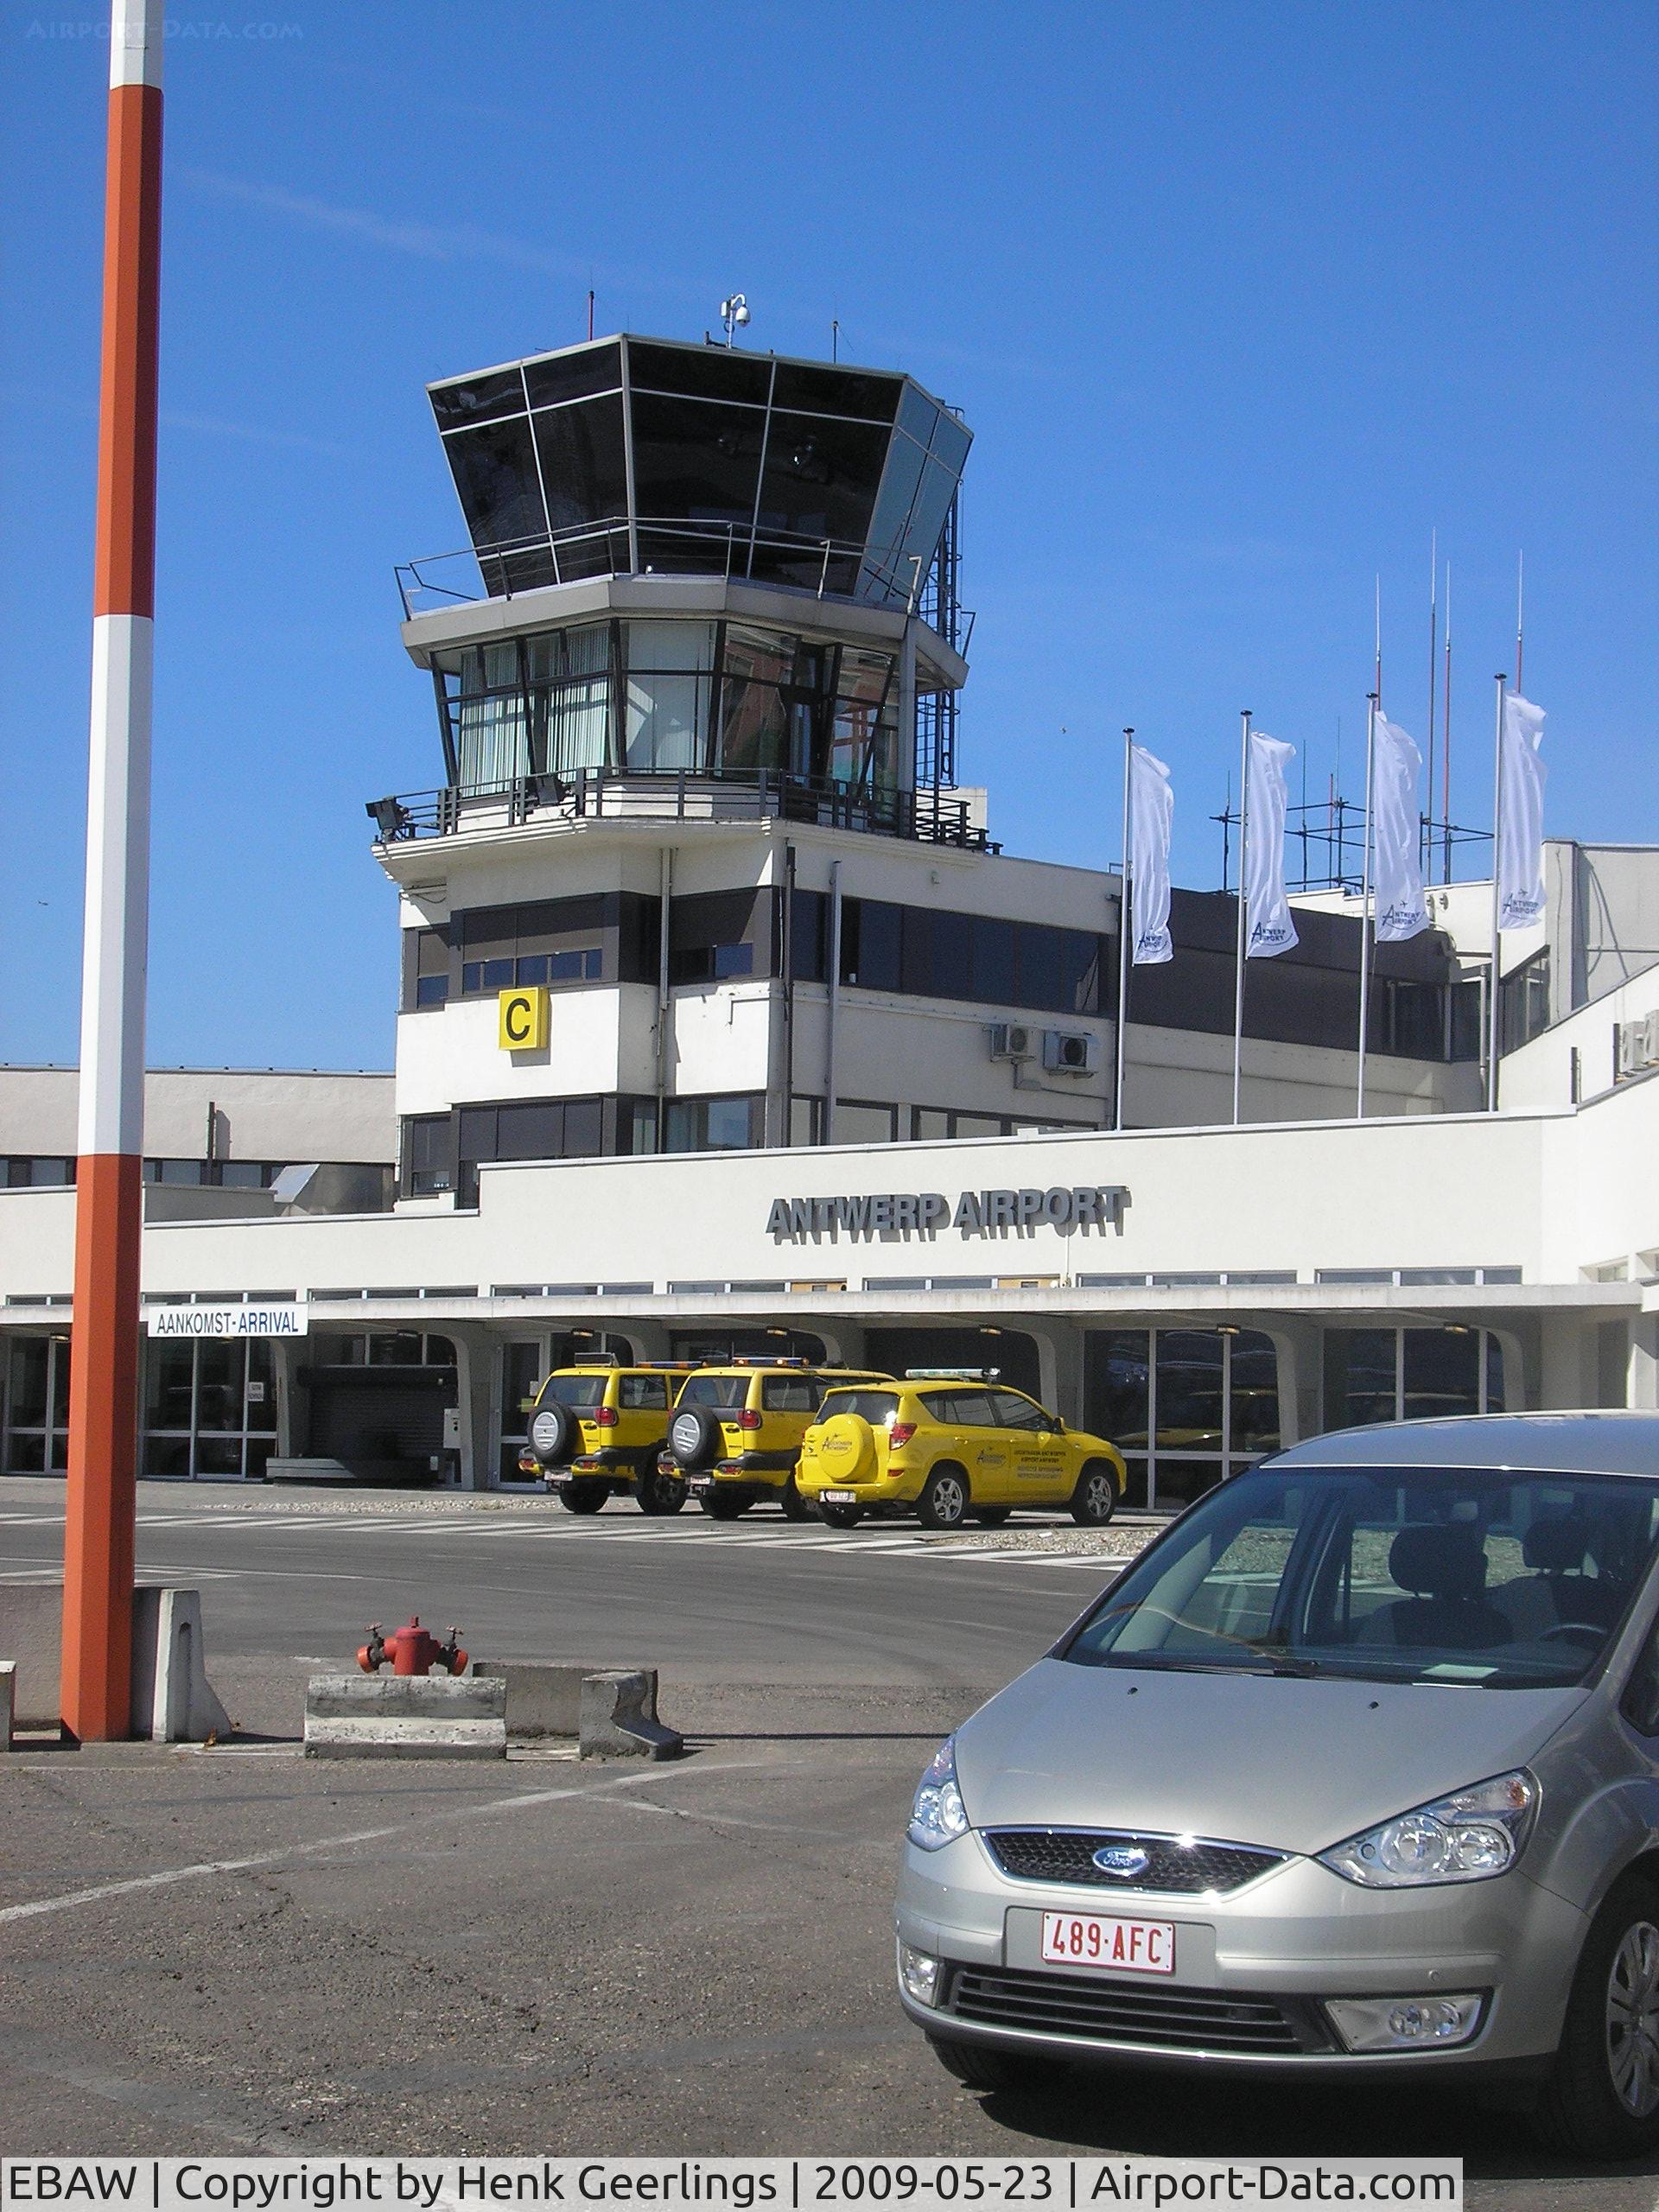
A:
[579,1669,683,1762]
[0,1662,15,1753]
[0,1581,63,1728]
[471,1662,588,1737]
[130,1587,231,1744]
[303,1672,506,1759]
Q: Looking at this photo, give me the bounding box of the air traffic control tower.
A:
[385,332,976,848]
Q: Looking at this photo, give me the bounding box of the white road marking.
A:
[0,1759,762,1928]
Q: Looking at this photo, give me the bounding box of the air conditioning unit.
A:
[1618,1015,1659,1078]
[1042,1028,1101,1075]
[989,1022,1036,1061]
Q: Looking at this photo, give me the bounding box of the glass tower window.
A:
[452,641,528,789]
[531,397,628,538]
[632,395,766,572]
[624,621,716,771]
[529,623,612,775]
[428,335,969,611]
[716,626,793,772]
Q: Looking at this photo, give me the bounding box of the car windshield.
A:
[540,1374,607,1410]
[1063,1463,1659,1688]
[677,1375,749,1411]
[818,1389,899,1423]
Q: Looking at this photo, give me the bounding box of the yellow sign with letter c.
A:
[498,986,550,1052]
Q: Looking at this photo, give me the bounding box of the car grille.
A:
[984,1827,1287,1895]
[947,1965,1331,2055]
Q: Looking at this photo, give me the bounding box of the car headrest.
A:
[1390,1522,1489,1601]
[1523,1515,1591,1574]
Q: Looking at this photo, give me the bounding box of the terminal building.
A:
[5,332,1659,1508]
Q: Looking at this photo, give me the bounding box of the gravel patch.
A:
[924,1522,1157,1559]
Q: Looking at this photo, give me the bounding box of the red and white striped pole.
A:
[60,0,163,1743]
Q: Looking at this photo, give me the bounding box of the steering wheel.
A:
[1538,1621,1605,1646]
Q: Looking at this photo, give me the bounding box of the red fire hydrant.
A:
[357,1617,467,1676]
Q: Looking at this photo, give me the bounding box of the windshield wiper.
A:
[1228,1634,1323,1678]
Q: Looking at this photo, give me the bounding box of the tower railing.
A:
[395,517,971,627]
[365,766,996,853]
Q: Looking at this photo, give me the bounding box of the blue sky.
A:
[3,0,1654,1071]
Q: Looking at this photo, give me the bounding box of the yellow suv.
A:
[797,1370,1127,1531]
[527,1362,692,1516]
[658,1359,898,1520]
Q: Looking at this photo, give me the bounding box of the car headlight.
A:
[1320,1770,1538,1887]
[908,1735,970,1851]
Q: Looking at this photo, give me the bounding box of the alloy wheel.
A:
[1606,1919,1659,2117]
[925,1471,965,1529]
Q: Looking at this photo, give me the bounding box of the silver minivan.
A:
[896,1412,1659,2158]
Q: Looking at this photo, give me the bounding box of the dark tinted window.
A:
[540,1374,607,1410]
[988,1389,1048,1430]
[762,1375,817,1413]
[522,342,622,408]
[676,1374,749,1410]
[563,1098,603,1156]
[429,368,524,431]
[790,888,828,982]
[818,1389,899,1424]
[619,1373,669,1410]
[670,888,767,985]
[756,410,890,545]
[946,1389,999,1428]
[770,361,900,421]
[532,395,627,532]
[443,417,544,550]
[628,341,772,405]
[494,1103,563,1161]
[840,899,902,991]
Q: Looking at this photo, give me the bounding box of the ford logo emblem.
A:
[1093,1844,1150,1878]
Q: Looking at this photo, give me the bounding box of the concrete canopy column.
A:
[1630,1318,1659,1411]
[442,1324,500,1491]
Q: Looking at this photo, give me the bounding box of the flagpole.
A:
[1515,550,1525,694]
[1441,562,1453,885]
[1115,728,1133,1132]
[1424,531,1437,873]
[1487,672,1508,1112]
[1357,693,1378,1118]
[1231,709,1252,1124]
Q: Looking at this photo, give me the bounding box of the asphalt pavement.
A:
[1,1478,1654,2206]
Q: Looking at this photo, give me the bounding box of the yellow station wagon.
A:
[527,1361,691,1515]
[796,1370,1127,1530]
[658,1359,898,1520]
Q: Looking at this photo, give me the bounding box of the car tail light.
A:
[595,1405,618,1428]
[739,1407,762,1431]
[889,1422,917,1447]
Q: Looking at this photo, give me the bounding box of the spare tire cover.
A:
[529,1400,577,1465]
[669,1403,724,1470]
[814,1413,878,1484]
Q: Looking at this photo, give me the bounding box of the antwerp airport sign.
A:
[766,1185,1128,1240]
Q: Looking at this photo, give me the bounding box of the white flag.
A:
[1243,732,1299,957]
[1497,693,1547,930]
[1128,744,1173,964]
[1371,710,1429,942]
